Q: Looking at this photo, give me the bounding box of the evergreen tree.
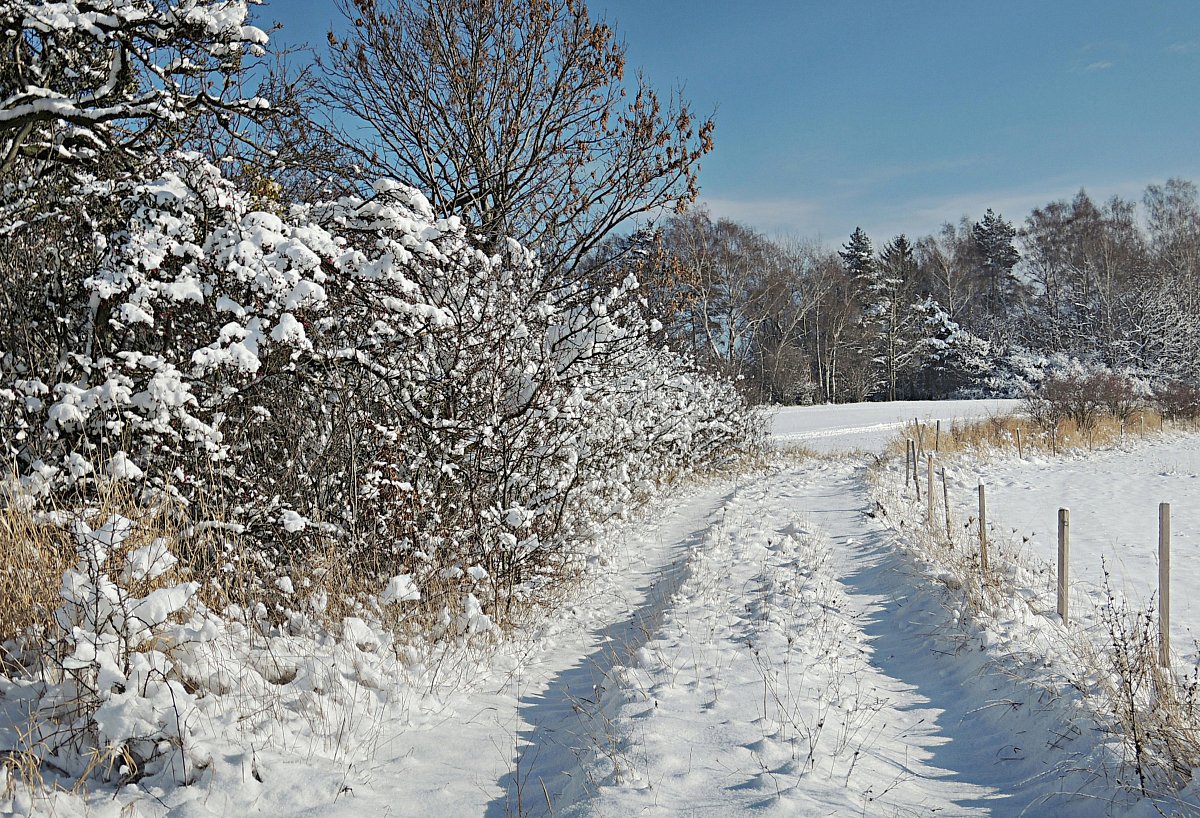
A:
[872,235,923,400]
[840,226,878,295]
[880,234,918,287]
[839,227,885,395]
[840,230,924,401]
[971,209,1021,314]
[913,298,992,396]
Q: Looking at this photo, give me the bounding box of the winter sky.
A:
[271,0,1200,245]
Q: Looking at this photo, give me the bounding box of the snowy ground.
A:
[566,462,1114,817]
[9,400,1200,817]
[770,399,1021,452]
[941,433,1200,666]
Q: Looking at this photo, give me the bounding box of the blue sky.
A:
[267,1,1200,245]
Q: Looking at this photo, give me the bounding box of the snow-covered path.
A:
[556,461,1108,817]
[349,481,741,818]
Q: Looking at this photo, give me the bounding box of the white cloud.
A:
[1084,60,1114,71]
[1168,40,1199,54]
[854,175,1186,245]
[700,195,827,237]
[695,171,1200,251]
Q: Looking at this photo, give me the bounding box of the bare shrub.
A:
[1093,372,1141,423]
[1154,380,1200,422]
[1032,373,1105,431]
[1092,571,1200,797]
[1025,370,1144,435]
[1024,389,1065,436]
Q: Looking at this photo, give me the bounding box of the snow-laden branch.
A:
[1,0,268,173]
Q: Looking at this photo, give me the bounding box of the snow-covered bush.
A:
[3,513,205,786]
[0,501,422,792]
[1,152,761,632]
[0,0,760,803]
[0,152,759,800]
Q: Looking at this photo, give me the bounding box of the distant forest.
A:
[602,180,1200,404]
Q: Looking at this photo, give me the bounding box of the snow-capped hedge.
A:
[1,153,760,623]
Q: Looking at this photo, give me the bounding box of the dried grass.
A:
[0,479,241,648]
[887,408,1181,463]
[0,502,72,650]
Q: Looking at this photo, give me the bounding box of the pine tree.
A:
[839,230,926,400]
[913,298,992,396]
[840,227,878,296]
[839,228,885,396]
[971,209,1021,314]
[872,235,923,400]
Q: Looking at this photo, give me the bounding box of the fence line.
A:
[905,454,1178,663]
[926,454,934,527]
[977,482,988,574]
[972,499,1171,643]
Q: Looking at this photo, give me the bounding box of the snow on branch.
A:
[1,0,269,173]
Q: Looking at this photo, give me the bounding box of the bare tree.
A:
[744,239,817,403]
[654,210,778,376]
[916,222,976,322]
[800,249,867,402]
[1145,178,1200,278]
[1021,191,1148,364]
[318,0,713,277]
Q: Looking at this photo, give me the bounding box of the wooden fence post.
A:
[978,483,988,573]
[912,441,921,504]
[926,454,935,527]
[1058,508,1070,624]
[1016,427,1023,459]
[905,439,913,491]
[941,467,952,542]
[1160,502,1171,668]
[935,420,941,453]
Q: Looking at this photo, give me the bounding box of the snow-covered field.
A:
[942,434,1200,665]
[770,398,1021,452]
[9,399,1200,817]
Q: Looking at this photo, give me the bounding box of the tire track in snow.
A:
[813,467,1113,817]
[484,480,741,818]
